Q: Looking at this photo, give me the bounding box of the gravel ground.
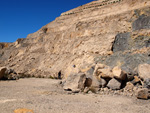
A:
[0,78,150,113]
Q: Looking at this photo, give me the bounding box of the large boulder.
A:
[0,67,7,79]
[107,78,122,90]
[138,64,150,80]
[63,73,86,92]
[112,66,126,80]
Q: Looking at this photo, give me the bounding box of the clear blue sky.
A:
[0,0,93,42]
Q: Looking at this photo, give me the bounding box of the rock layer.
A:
[0,0,150,79]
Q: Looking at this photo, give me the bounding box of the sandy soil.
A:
[0,78,150,113]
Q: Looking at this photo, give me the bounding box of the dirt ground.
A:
[0,78,150,113]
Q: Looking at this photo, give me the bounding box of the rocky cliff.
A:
[0,0,150,79]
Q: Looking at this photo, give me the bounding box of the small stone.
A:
[137,88,149,100]
[83,87,90,93]
[107,78,122,90]
[124,82,134,91]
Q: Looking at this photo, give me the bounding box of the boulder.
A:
[144,78,150,89]
[138,64,150,80]
[93,63,113,78]
[90,75,101,88]
[0,67,7,79]
[99,78,107,88]
[63,73,86,92]
[107,78,122,90]
[137,88,149,100]
[112,66,126,80]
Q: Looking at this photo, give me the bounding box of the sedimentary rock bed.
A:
[0,0,150,79]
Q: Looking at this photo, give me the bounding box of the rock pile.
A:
[0,67,19,80]
[62,63,150,100]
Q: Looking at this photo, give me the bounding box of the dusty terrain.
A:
[0,78,150,113]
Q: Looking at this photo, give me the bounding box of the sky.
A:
[0,0,93,42]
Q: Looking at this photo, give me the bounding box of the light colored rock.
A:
[124,82,134,92]
[93,63,113,78]
[137,88,149,100]
[138,64,150,80]
[91,75,101,88]
[112,66,126,80]
[107,78,122,90]
[0,67,7,79]
[63,73,86,92]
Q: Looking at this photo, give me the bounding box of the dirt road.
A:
[0,78,149,113]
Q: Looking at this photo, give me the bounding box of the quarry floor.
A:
[0,78,150,113]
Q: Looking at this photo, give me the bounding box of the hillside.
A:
[0,0,150,79]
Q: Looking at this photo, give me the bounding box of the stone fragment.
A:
[63,73,86,92]
[124,82,134,92]
[0,67,7,79]
[144,78,150,89]
[107,78,122,90]
[138,64,150,80]
[83,87,90,93]
[112,66,126,80]
[137,88,149,100]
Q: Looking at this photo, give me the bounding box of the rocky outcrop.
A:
[0,0,150,79]
[0,0,150,100]
[0,67,19,80]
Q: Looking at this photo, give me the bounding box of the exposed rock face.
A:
[0,0,150,80]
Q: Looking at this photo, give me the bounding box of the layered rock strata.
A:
[0,0,150,80]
